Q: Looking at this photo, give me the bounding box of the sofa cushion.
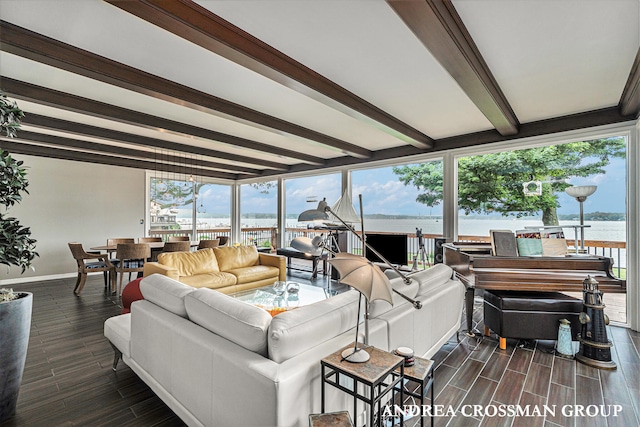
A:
[158,248,220,276]
[214,245,259,271]
[368,276,419,318]
[268,290,360,363]
[184,288,272,356]
[104,313,131,358]
[412,264,454,296]
[139,274,195,318]
[226,265,280,284]
[179,272,237,289]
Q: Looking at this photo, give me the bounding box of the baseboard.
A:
[0,272,77,286]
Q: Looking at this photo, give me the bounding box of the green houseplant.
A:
[0,92,37,422]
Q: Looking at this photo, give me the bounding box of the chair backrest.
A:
[197,239,220,249]
[168,236,190,242]
[116,243,151,261]
[216,236,229,246]
[138,237,162,243]
[107,238,135,246]
[162,241,191,253]
[68,242,87,263]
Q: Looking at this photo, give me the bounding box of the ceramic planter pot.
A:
[0,292,33,422]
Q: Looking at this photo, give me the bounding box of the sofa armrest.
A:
[259,253,286,281]
[143,262,180,281]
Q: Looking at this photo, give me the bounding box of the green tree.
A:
[392,138,625,226]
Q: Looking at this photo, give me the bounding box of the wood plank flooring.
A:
[2,267,639,427]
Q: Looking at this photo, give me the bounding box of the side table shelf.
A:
[321,344,404,427]
[396,356,434,427]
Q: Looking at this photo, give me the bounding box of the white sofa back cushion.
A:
[140,274,195,318]
[268,290,360,363]
[368,276,419,318]
[411,264,454,295]
[184,288,272,356]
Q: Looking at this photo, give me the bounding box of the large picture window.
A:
[455,137,627,322]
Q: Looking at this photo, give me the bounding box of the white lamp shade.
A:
[565,185,597,199]
[328,253,393,305]
[290,236,323,256]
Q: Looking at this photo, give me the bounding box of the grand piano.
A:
[443,242,626,333]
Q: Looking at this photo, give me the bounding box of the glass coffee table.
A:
[231,282,330,316]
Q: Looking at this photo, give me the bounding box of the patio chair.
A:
[68,242,116,296]
[216,236,229,246]
[115,243,151,296]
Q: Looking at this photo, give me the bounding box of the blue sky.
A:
[219,156,627,217]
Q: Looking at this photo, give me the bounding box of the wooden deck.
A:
[3,269,638,427]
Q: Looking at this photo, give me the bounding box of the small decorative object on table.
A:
[394,346,415,367]
[286,282,300,294]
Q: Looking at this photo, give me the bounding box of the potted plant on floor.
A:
[0,92,38,422]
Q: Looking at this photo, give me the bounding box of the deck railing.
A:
[149,227,626,277]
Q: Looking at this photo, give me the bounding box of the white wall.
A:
[0,154,146,284]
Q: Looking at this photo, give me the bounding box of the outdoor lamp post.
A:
[565,185,597,253]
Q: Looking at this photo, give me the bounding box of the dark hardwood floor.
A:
[2,265,639,427]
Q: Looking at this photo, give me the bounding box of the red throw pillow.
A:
[121,277,144,314]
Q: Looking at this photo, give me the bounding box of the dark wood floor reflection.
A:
[3,268,639,427]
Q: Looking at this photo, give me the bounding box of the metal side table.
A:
[321,344,404,427]
[396,356,434,427]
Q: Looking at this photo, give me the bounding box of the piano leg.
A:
[465,288,476,336]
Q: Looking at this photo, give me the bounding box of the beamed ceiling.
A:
[0,0,638,182]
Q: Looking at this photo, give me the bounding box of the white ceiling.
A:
[0,0,638,181]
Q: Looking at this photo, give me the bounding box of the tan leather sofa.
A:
[142,246,286,294]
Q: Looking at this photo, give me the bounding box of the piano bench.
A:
[483,290,582,350]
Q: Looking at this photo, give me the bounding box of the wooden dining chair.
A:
[168,236,190,242]
[162,241,191,253]
[216,236,229,246]
[197,239,220,250]
[115,243,151,296]
[106,238,135,259]
[138,237,162,243]
[68,242,116,296]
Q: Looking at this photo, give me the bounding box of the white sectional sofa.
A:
[104,264,464,427]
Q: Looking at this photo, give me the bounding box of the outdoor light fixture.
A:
[565,185,597,253]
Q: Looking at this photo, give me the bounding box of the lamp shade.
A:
[328,253,393,305]
[290,236,324,256]
[329,191,360,223]
[565,185,597,199]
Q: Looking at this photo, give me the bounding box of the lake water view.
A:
[223,217,626,243]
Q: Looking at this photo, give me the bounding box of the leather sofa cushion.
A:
[140,274,195,318]
[214,245,259,271]
[104,313,131,358]
[179,272,237,289]
[268,290,360,363]
[158,248,220,276]
[368,276,419,317]
[412,264,454,296]
[226,265,280,284]
[185,288,272,356]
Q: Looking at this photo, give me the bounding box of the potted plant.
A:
[0,92,37,422]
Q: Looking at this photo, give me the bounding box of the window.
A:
[240,181,277,248]
[284,173,341,245]
[456,137,627,322]
[352,161,443,268]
